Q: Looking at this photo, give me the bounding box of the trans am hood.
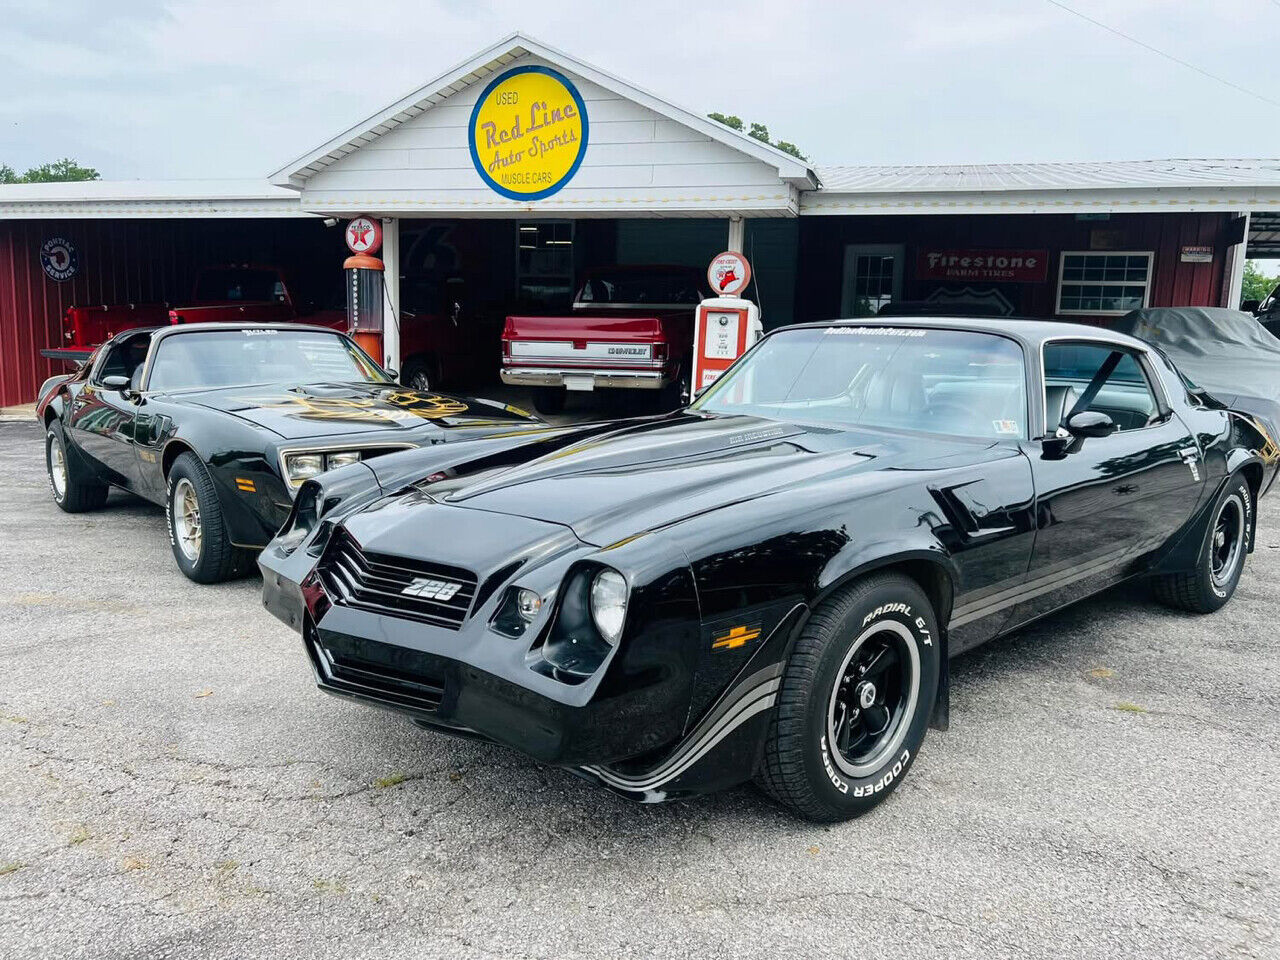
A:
[390,412,1005,547]
[174,382,538,439]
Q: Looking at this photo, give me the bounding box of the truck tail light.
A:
[502,340,511,359]
[653,343,668,361]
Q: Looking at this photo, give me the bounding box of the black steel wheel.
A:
[757,573,941,822]
[1153,473,1253,614]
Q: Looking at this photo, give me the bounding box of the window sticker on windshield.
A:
[826,327,927,338]
[993,419,1021,435]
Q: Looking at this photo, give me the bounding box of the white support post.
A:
[381,217,401,373]
[727,215,745,253]
[1222,211,1250,309]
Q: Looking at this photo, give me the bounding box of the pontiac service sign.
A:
[468,65,588,201]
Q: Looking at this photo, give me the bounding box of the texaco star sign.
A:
[345,216,382,256]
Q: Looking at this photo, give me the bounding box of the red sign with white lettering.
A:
[917,248,1048,284]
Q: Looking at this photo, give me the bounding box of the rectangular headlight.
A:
[283,453,325,487]
[325,451,362,469]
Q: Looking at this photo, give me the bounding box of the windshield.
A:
[577,270,704,306]
[692,325,1028,439]
[147,330,389,392]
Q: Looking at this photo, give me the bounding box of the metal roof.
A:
[0,179,306,219]
[815,159,1280,193]
[268,31,817,190]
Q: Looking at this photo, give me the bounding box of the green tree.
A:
[1241,259,1279,305]
[0,158,100,183]
[707,112,743,132]
[707,112,807,160]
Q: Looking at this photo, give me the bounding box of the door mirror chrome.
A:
[1065,410,1118,439]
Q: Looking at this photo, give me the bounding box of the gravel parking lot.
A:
[1,417,1277,959]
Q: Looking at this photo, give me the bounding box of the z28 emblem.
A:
[401,577,463,601]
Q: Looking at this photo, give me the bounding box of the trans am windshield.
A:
[147,330,389,392]
[692,325,1028,440]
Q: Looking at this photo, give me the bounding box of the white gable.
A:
[273,35,815,219]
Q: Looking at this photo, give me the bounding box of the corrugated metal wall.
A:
[0,218,345,407]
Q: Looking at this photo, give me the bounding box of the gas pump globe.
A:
[344,254,384,364]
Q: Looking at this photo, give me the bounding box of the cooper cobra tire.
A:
[165,452,241,584]
[531,387,566,416]
[1153,473,1252,614]
[45,423,108,513]
[756,573,941,822]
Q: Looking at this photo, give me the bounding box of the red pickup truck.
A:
[42,264,345,363]
[500,265,709,414]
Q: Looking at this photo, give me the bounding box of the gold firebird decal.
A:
[233,391,471,425]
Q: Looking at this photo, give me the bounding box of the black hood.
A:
[174,382,539,439]
[382,413,1008,547]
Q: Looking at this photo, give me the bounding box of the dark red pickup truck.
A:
[42,264,345,363]
[500,265,709,413]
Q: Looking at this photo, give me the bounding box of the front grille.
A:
[318,527,477,630]
[307,629,445,713]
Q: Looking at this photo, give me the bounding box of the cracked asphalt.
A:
[0,417,1277,959]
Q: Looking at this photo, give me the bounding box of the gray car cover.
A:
[1117,307,1280,446]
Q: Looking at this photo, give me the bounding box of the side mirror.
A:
[1241,299,1261,314]
[1065,410,1118,439]
[385,368,399,382]
[101,374,137,401]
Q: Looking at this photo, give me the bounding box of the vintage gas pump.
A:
[342,217,385,364]
[692,251,762,394]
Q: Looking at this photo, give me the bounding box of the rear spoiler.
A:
[40,346,93,365]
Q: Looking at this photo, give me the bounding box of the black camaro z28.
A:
[260,317,1276,821]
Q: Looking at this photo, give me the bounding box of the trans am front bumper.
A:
[259,504,803,800]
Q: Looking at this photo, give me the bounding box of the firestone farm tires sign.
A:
[468,66,588,201]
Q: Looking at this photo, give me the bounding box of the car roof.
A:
[109,322,347,344]
[776,315,1153,353]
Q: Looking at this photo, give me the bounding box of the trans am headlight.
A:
[589,569,628,647]
[282,450,363,488]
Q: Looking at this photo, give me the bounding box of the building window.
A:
[1056,252,1153,315]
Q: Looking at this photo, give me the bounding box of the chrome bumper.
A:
[500,367,669,391]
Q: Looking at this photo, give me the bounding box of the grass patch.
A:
[68,825,90,846]
[0,862,23,876]
[373,772,407,789]
[1087,667,1115,680]
[312,877,347,894]
[1111,701,1148,714]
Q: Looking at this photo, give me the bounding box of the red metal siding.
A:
[795,212,1232,327]
[0,218,347,407]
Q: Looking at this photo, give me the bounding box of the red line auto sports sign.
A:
[917,248,1048,284]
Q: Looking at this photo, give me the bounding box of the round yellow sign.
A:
[468,66,588,200]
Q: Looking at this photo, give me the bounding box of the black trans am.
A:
[36,323,538,583]
[259,318,1276,821]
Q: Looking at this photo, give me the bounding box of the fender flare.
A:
[794,543,958,731]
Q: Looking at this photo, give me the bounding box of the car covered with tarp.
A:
[1118,307,1280,486]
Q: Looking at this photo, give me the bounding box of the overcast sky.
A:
[2,0,1278,180]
